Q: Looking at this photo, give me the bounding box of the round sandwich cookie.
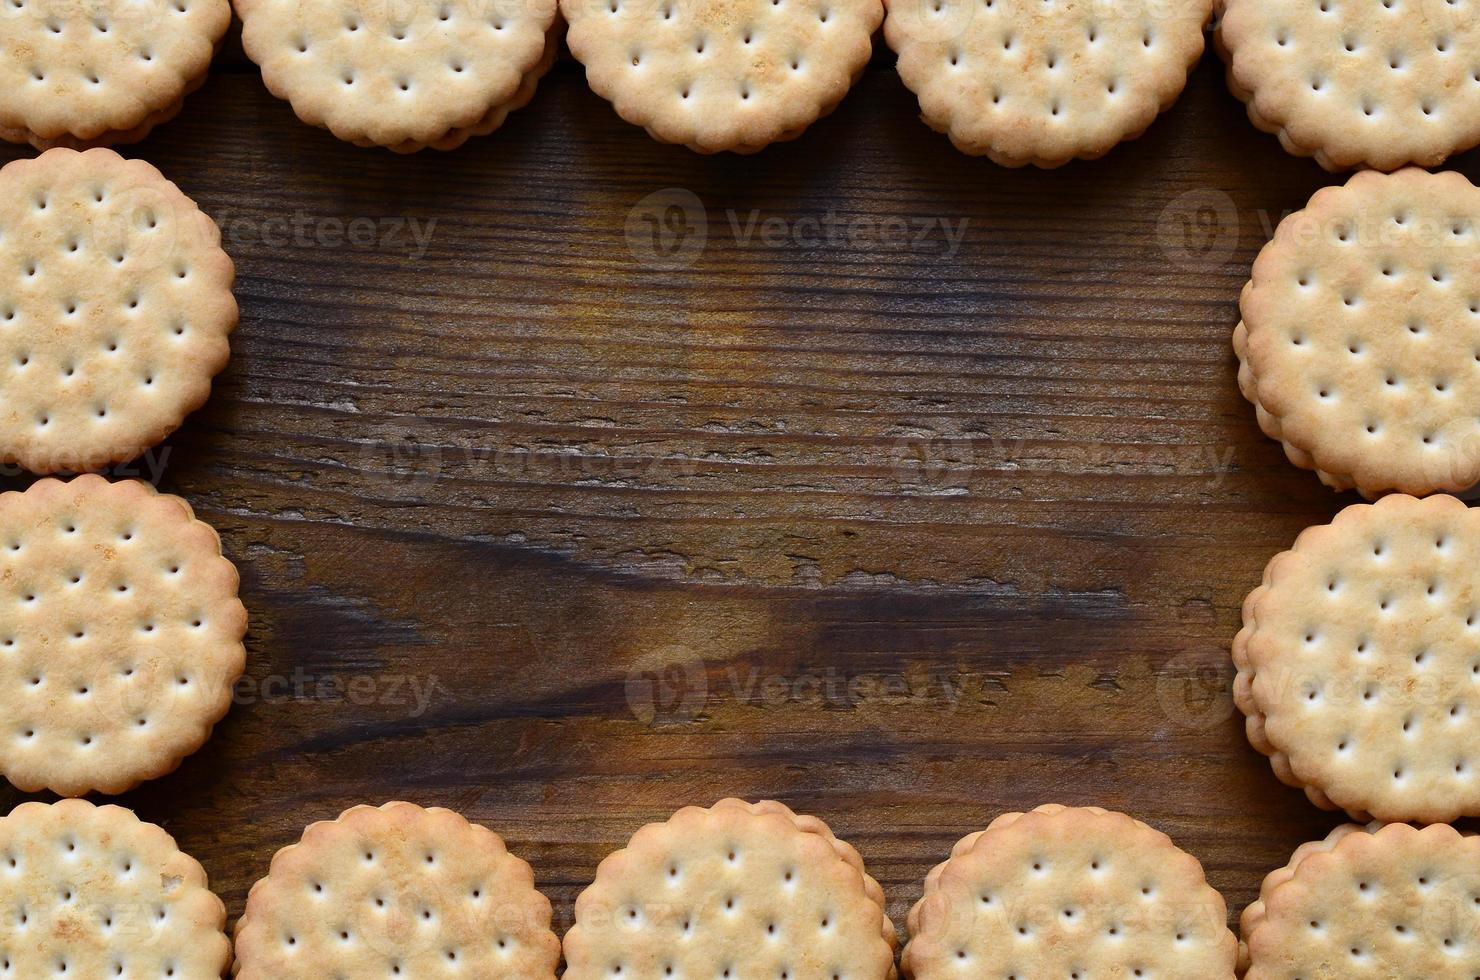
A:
[236,0,560,152]
[884,0,1213,166]
[1242,822,1480,977]
[902,804,1237,979]
[1236,494,1480,825]
[233,801,560,979]
[563,798,896,980]
[1235,168,1480,498]
[0,148,237,475]
[0,475,247,797]
[560,0,883,153]
[0,799,231,978]
[0,0,229,149]
[1219,0,1480,171]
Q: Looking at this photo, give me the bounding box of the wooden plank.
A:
[2,47,1476,945]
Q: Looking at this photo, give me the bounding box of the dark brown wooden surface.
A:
[4,30,1479,951]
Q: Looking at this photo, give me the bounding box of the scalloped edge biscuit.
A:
[902,804,1237,979]
[1218,0,1480,172]
[0,147,237,475]
[1241,822,1480,977]
[0,798,231,978]
[358,24,563,155]
[0,475,247,797]
[1237,821,1369,973]
[1234,168,1480,498]
[235,0,560,152]
[561,0,884,154]
[564,798,897,980]
[715,797,897,954]
[1234,493,1480,825]
[233,801,560,979]
[0,0,229,149]
[883,0,1213,167]
[0,71,211,152]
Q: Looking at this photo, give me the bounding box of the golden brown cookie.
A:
[1235,168,1480,498]
[561,0,883,153]
[1236,494,1480,825]
[0,148,237,475]
[0,475,247,796]
[564,798,896,980]
[1220,0,1480,171]
[903,804,1237,979]
[0,0,229,149]
[1243,822,1480,977]
[885,0,1212,165]
[236,0,560,152]
[234,802,560,979]
[0,799,230,978]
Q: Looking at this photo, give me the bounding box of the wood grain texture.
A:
[3,32,1479,956]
